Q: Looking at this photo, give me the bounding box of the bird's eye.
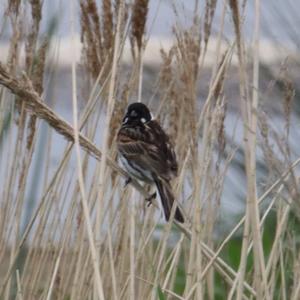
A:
[141,118,146,123]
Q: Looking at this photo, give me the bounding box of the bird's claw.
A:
[124,177,132,188]
[145,192,156,207]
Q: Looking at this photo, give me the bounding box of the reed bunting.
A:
[117,102,184,223]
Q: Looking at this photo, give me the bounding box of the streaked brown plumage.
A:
[117,102,184,223]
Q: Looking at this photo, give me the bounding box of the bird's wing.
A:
[117,121,178,180]
[117,127,148,157]
[145,121,178,178]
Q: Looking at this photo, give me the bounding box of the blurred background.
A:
[0,0,300,299]
[1,0,299,224]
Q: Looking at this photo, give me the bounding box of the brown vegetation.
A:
[0,0,300,299]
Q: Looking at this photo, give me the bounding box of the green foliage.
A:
[157,285,166,300]
[173,263,186,295]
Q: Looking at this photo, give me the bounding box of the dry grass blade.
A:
[1,0,300,298]
[70,0,105,298]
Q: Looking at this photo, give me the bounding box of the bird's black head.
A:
[123,102,152,124]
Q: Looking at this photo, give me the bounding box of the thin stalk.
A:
[70,0,105,299]
[247,0,270,298]
[95,0,124,236]
[45,249,63,300]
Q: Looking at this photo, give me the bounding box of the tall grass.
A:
[0,0,300,299]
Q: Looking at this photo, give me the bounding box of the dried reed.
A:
[1,0,300,299]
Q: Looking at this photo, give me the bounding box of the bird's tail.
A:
[154,177,184,223]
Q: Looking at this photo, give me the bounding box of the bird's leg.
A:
[145,192,156,207]
[124,177,132,188]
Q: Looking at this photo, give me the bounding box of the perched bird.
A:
[117,102,184,223]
